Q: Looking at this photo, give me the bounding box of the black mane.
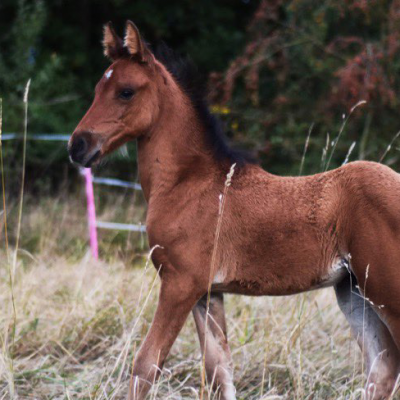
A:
[153,43,255,167]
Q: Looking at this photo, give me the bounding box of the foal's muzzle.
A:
[68,133,101,167]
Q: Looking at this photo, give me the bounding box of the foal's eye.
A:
[118,88,135,101]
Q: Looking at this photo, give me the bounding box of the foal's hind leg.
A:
[192,293,236,400]
[335,274,400,399]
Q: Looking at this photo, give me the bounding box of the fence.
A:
[2,133,145,259]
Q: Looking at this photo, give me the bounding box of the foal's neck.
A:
[137,77,221,201]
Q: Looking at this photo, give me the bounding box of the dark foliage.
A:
[2,0,400,193]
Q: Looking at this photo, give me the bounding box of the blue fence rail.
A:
[2,132,145,233]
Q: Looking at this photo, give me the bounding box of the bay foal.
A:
[69,21,400,399]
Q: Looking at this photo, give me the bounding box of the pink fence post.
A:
[83,167,99,260]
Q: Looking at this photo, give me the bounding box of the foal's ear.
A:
[124,21,151,63]
[102,22,124,61]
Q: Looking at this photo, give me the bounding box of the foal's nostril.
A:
[69,136,88,164]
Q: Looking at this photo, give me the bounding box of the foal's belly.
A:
[211,256,349,296]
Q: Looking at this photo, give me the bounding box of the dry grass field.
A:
[0,192,390,400]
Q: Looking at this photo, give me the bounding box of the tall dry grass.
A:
[0,195,371,400]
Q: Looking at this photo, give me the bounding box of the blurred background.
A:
[1,2,400,398]
[2,0,400,184]
[2,0,400,260]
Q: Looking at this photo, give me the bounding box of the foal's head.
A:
[69,21,164,167]
[69,21,253,168]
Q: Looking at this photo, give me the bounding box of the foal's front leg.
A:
[192,293,236,400]
[128,272,203,400]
